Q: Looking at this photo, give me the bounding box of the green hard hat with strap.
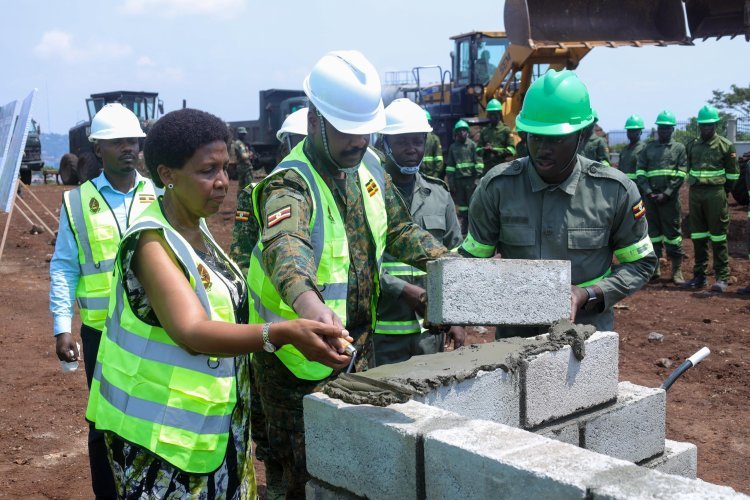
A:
[515,69,594,136]
[696,105,720,124]
[486,98,502,112]
[454,119,469,131]
[624,114,645,129]
[655,110,677,126]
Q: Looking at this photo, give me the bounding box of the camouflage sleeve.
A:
[258,170,320,306]
[229,185,259,274]
[664,144,687,197]
[597,182,657,308]
[724,141,739,187]
[383,173,447,271]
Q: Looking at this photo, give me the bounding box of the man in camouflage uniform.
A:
[682,105,740,292]
[446,119,483,234]
[374,98,465,364]
[461,69,656,338]
[422,110,445,179]
[234,127,254,197]
[618,115,646,182]
[581,111,612,166]
[248,51,447,498]
[477,98,516,170]
[636,110,687,284]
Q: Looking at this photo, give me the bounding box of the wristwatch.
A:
[262,322,277,353]
[584,287,599,311]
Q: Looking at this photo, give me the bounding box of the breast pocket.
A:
[421,214,446,240]
[500,225,536,247]
[568,228,609,250]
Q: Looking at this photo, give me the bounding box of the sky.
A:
[2,0,748,136]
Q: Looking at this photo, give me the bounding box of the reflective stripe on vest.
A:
[64,180,156,330]
[86,203,239,474]
[689,168,725,178]
[247,141,387,380]
[373,261,426,335]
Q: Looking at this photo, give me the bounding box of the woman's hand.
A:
[274,319,353,369]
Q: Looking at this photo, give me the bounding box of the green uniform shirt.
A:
[234,140,252,166]
[636,139,687,197]
[229,184,260,274]
[618,141,646,181]
[378,171,462,321]
[422,132,445,179]
[460,155,656,331]
[477,122,516,170]
[581,134,611,166]
[686,133,739,188]
[256,144,447,330]
[446,139,482,179]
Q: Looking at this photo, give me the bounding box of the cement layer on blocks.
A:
[535,381,665,463]
[639,439,698,479]
[303,393,468,500]
[426,257,571,325]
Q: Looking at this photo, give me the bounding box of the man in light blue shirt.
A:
[49,103,158,498]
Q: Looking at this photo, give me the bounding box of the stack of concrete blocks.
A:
[303,259,746,499]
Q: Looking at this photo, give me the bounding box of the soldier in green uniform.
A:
[234,127,254,197]
[636,110,687,284]
[682,105,740,292]
[618,115,646,182]
[247,51,448,498]
[477,98,516,170]
[460,69,656,338]
[373,98,465,364]
[581,110,612,166]
[422,110,445,179]
[446,119,483,234]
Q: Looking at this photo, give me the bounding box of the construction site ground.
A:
[1,177,748,498]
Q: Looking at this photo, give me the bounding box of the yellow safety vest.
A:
[247,142,387,380]
[63,178,157,330]
[86,201,242,474]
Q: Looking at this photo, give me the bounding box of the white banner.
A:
[0,90,36,213]
[0,100,19,185]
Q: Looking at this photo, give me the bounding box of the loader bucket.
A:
[685,0,750,40]
[505,0,690,48]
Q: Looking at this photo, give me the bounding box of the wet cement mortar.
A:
[322,318,596,406]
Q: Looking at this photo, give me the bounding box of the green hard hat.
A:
[454,119,470,131]
[655,110,677,126]
[236,126,248,134]
[486,99,502,112]
[697,104,720,124]
[515,69,594,135]
[424,109,432,121]
[592,109,599,122]
[624,114,645,129]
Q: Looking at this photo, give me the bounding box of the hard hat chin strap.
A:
[383,137,422,175]
[316,109,359,174]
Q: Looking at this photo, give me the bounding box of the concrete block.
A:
[590,472,745,499]
[303,393,468,500]
[535,381,665,463]
[426,258,570,325]
[305,479,362,500]
[521,331,619,427]
[639,439,698,479]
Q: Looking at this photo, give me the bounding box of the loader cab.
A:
[86,91,163,122]
[452,32,509,87]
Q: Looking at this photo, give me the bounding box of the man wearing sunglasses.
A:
[459,69,656,338]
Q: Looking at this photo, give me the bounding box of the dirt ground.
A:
[0,176,748,498]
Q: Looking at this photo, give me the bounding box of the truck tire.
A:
[77,152,102,183]
[59,153,79,185]
[731,162,749,206]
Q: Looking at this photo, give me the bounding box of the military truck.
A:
[62,91,162,185]
[228,89,307,173]
[19,118,43,185]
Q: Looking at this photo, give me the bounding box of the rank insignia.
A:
[235,210,250,222]
[365,179,379,197]
[632,199,646,220]
[267,205,291,228]
[89,197,100,214]
[138,193,156,204]
[197,263,212,290]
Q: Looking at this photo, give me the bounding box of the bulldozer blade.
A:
[505,0,691,48]
[685,0,750,40]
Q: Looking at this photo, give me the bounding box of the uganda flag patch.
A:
[138,193,156,204]
[366,178,379,197]
[632,199,646,220]
[267,205,291,228]
[235,210,250,222]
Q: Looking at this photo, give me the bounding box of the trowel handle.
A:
[687,347,710,366]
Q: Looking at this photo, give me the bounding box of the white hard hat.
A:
[303,50,385,135]
[276,107,309,141]
[88,103,146,142]
[380,99,433,135]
